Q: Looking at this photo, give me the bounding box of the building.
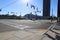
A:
[43,0,50,17]
[57,0,60,22]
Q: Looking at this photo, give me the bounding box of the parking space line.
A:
[1,22,30,30]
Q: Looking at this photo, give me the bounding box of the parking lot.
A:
[0,19,59,40]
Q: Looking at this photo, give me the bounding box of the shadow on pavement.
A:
[45,30,60,40]
[0,23,20,32]
[56,35,60,40]
[51,30,60,40]
[50,30,60,35]
[45,33,55,40]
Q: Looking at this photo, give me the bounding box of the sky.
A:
[0,0,58,17]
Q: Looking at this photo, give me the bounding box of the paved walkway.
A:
[0,28,60,40]
[0,30,42,40]
[0,20,60,40]
[0,23,46,40]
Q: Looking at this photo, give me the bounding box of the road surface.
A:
[0,19,52,29]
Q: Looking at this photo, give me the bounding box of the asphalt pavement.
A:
[0,19,59,40]
[0,19,52,30]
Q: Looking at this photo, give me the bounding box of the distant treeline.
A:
[24,13,57,20]
[0,14,22,19]
[0,14,57,20]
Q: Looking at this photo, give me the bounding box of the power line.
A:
[1,0,18,9]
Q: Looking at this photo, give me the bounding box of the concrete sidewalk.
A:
[0,23,46,40]
[0,22,60,40]
[0,28,60,40]
[0,29,45,40]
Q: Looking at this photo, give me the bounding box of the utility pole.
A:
[51,8,53,22]
[0,9,1,15]
[8,12,9,15]
[20,12,21,18]
[35,12,37,20]
[0,9,2,12]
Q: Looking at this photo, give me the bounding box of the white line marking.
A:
[1,22,30,30]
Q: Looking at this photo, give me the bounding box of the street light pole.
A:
[20,12,21,18]
[51,8,53,22]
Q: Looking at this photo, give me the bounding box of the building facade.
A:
[43,0,50,17]
[57,0,60,22]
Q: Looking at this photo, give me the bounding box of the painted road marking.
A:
[38,29,46,33]
[0,21,30,30]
